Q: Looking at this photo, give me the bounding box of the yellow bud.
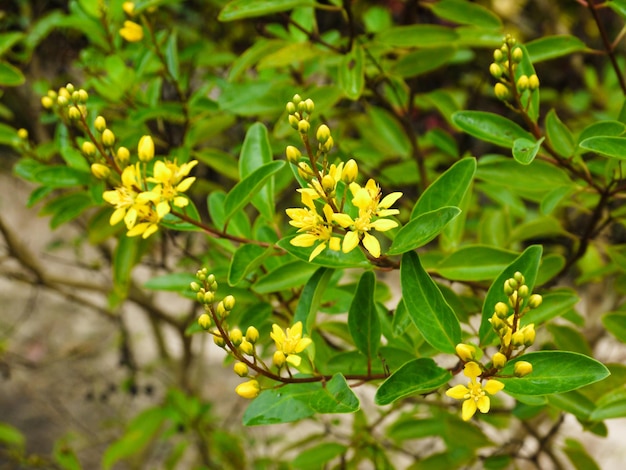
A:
[304,98,314,113]
[223,295,236,311]
[213,333,225,348]
[196,268,207,281]
[68,106,82,121]
[511,330,525,347]
[521,324,536,346]
[207,273,216,287]
[229,328,243,346]
[494,83,509,100]
[198,313,211,330]
[58,87,70,99]
[137,135,154,162]
[503,279,514,296]
[342,159,358,183]
[288,114,299,129]
[492,352,507,368]
[508,277,518,290]
[90,163,110,179]
[81,141,96,157]
[17,128,28,140]
[511,47,523,63]
[122,1,135,15]
[235,379,260,399]
[285,101,296,114]
[517,75,529,92]
[322,174,335,194]
[65,83,75,94]
[508,291,518,307]
[513,272,525,284]
[102,129,115,147]
[119,20,144,42]
[116,146,130,164]
[285,145,301,163]
[246,326,259,344]
[297,162,312,180]
[273,350,286,368]
[233,362,249,377]
[190,281,201,292]
[95,116,107,132]
[77,89,88,103]
[203,291,215,304]
[489,63,503,79]
[322,136,334,152]
[494,302,509,318]
[41,96,54,109]
[455,343,475,362]
[292,94,302,104]
[514,361,533,377]
[493,49,503,62]
[528,74,540,90]
[517,285,529,298]
[316,124,331,143]
[239,339,254,355]
[216,301,228,318]
[528,294,543,309]
[297,119,310,134]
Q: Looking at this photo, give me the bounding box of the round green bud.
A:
[489,63,503,79]
[517,285,529,298]
[494,83,509,100]
[102,129,116,147]
[288,114,299,129]
[94,116,107,132]
[81,141,97,157]
[514,361,533,377]
[292,94,302,105]
[196,268,207,281]
[513,272,525,284]
[503,279,515,296]
[286,102,296,114]
[190,281,201,292]
[65,83,75,94]
[233,362,249,377]
[207,274,216,286]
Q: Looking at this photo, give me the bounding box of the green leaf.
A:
[277,235,370,268]
[578,120,626,142]
[452,111,534,148]
[412,157,476,217]
[207,191,251,237]
[392,47,456,78]
[526,35,587,63]
[563,438,601,470]
[223,160,285,221]
[547,391,595,420]
[579,136,626,160]
[376,25,458,47]
[512,137,544,165]
[388,207,461,255]
[400,252,461,353]
[243,383,317,425]
[144,272,197,291]
[374,358,452,405]
[40,192,93,229]
[165,31,180,81]
[430,0,502,29]
[590,387,626,420]
[339,44,364,100]
[228,244,268,286]
[292,443,347,470]
[366,106,411,158]
[53,436,82,470]
[348,271,381,360]
[499,351,610,395]
[33,166,92,188]
[547,324,592,356]
[0,61,25,86]
[435,245,519,281]
[0,32,24,57]
[252,260,318,294]
[218,0,315,21]
[545,109,576,157]
[112,235,144,302]
[310,373,360,413]
[0,422,25,448]
[294,267,334,334]
[479,245,542,343]
[239,123,275,220]
[602,312,626,343]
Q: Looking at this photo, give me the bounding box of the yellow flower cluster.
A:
[446,362,504,421]
[285,95,402,261]
[489,35,539,102]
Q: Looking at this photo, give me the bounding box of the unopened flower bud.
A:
[17,128,28,140]
[316,124,331,143]
[298,119,310,134]
[229,328,243,346]
[495,302,509,318]
[489,63,503,79]
[490,313,505,331]
[81,141,96,157]
[91,163,110,179]
[492,352,507,368]
[455,343,476,362]
[304,98,314,113]
[77,89,89,103]
[68,106,82,121]
[292,94,302,105]
[286,145,301,163]
[514,361,533,377]
[322,136,334,152]
[246,326,259,344]
[528,294,542,309]
[514,272,524,284]
[216,301,228,318]
[517,75,529,92]
[503,279,514,296]
[235,379,260,399]
[511,330,525,347]
[95,116,107,132]
[137,135,154,162]
[288,114,299,129]
[233,362,249,377]
[102,129,115,147]
[213,333,225,348]
[342,159,358,183]
[494,83,509,100]
[273,350,286,368]
[508,291,518,307]
[41,96,54,109]
[203,291,215,304]
[122,1,135,15]
[239,339,254,355]
[521,324,536,346]
[322,174,335,194]
[58,87,70,99]
[116,146,130,164]
[190,281,201,292]
[286,101,296,114]
[223,295,235,311]
[298,162,312,180]
[493,49,503,62]
[198,313,211,330]
[528,74,540,90]
[207,273,216,286]
[517,285,529,298]
[196,268,207,281]
[511,47,523,62]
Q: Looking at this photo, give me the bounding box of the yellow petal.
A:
[286,354,302,367]
[142,223,159,238]
[295,337,312,353]
[176,176,196,192]
[270,324,285,347]
[461,398,477,421]
[291,234,317,247]
[463,361,481,379]
[110,207,126,226]
[477,395,491,414]
[342,231,360,253]
[124,207,138,229]
[484,379,505,395]
[329,237,341,251]
[332,213,353,228]
[379,192,402,209]
[369,218,398,232]
[309,242,326,261]
[446,385,470,400]
[362,232,381,258]
[127,222,148,237]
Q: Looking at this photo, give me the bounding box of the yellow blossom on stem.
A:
[446,362,504,421]
[270,321,312,367]
[235,379,260,399]
[102,163,142,228]
[120,20,144,42]
[146,159,198,209]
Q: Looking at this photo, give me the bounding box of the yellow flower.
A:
[119,20,143,42]
[102,163,142,227]
[235,379,260,399]
[446,362,504,421]
[270,321,312,367]
[146,159,198,208]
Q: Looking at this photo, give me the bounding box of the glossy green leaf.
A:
[590,387,626,420]
[547,324,592,356]
[366,106,411,158]
[40,192,93,229]
[392,47,455,78]
[339,44,364,100]
[294,267,334,334]
[33,166,92,188]
[430,0,502,29]
[563,438,601,470]
[0,32,24,56]
[578,120,626,142]
[277,235,370,268]
[292,443,347,469]
[523,291,579,325]
[243,383,318,425]
[435,245,519,281]
[540,185,574,215]
[0,61,25,86]
[545,109,576,157]
[252,260,318,294]
[239,123,275,221]
[376,25,458,47]
[479,245,542,343]
[547,391,595,420]
[310,373,360,413]
[348,271,381,360]
[499,351,610,395]
[452,111,534,148]
[144,272,197,291]
[412,157,476,217]
[602,312,626,343]
[207,191,251,238]
[526,35,587,63]
[388,207,461,255]
[165,31,180,81]
[512,137,544,165]
[609,0,626,20]
[219,0,315,21]
[579,136,626,160]
[228,244,268,286]
[223,160,285,221]
[374,358,451,405]
[401,252,461,353]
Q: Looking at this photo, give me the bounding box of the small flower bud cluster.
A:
[489,35,539,103]
[286,94,315,134]
[41,83,89,123]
